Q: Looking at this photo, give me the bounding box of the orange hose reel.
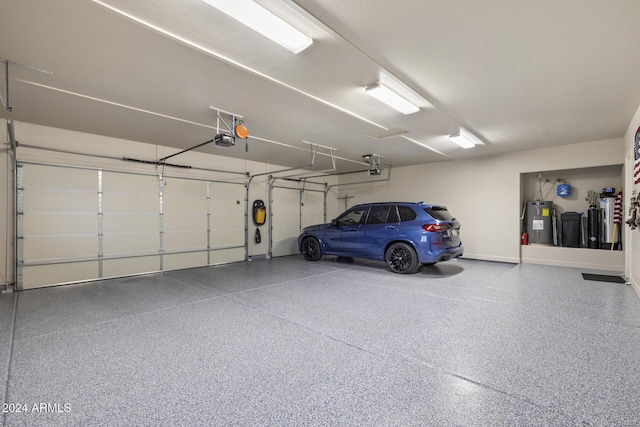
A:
[235,121,248,139]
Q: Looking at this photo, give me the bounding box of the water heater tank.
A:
[526,201,554,245]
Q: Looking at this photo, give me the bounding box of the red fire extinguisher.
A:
[521,232,528,245]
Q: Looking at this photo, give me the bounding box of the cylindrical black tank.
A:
[561,212,581,248]
[587,207,599,249]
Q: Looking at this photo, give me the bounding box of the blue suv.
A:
[298,202,463,273]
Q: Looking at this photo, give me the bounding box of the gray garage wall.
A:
[335,138,627,267]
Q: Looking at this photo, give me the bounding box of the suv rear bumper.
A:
[418,245,464,263]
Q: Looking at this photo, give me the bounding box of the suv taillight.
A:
[422,223,451,232]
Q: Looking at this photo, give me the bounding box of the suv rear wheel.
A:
[385,242,418,274]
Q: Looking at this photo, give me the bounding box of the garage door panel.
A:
[211,229,244,246]
[102,233,158,255]
[163,231,207,251]
[22,262,99,289]
[271,188,325,257]
[301,191,325,228]
[211,203,244,215]
[103,172,158,192]
[273,198,299,210]
[303,214,325,227]
[23,165,97,190]
[163,197,207,213]
[103,214,158,233]
[271,188,301,257]
[163,252,208,271]
[274,189,300,203]
[23,213,97,235]
[210,247,244,264]
[23,235,98,261]
[102,256,160,278]
[162,179,206,197]
[272,239,298,257]
[23,190,98,213]
[211,212,243,228]
[18,163,246,288]
[164,214,207,231]
[273,226,300,241]
[272,213,299,228]
[103,193,158,213]
[211,182,242,199]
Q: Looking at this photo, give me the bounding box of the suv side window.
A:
[398,206,417,222]
[337,207,368,225]
[387,206,400,223]
[365,205,390,224]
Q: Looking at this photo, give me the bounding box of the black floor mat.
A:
[581,273,626,283]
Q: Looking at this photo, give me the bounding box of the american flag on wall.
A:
[613,191,623,224]
[635,126,640,185]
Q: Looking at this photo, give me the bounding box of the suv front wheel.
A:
[385,242,418,274]
[301,236,323,261]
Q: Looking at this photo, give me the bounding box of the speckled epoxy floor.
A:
[1,256,639,426]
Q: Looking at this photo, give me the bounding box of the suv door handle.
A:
[385,225,396,229]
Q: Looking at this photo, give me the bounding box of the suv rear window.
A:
[397,206,417,222]
[424,207,455,221]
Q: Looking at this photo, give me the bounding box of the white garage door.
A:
[301,189,325,229]
[17,163,245,289]
[270,186,325,257]
[19,164,100,289]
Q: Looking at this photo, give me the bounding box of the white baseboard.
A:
[631,277,640,298]
[460,254,519,264]
[520,245,623,272]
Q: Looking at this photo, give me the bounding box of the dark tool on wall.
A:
[253,199,266,244]
[253,200,266,226]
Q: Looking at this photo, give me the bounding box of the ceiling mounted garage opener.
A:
[123,107,249,168]
[209,106,249,152]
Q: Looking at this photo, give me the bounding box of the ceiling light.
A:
[449,128,482,149]
[365,83,419,115]
[202,0,313,54]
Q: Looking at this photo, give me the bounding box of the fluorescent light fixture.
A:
[449,128,482,149]
[365,83,419,115]
[202,0,312,54]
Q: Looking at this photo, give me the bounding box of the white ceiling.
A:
[2,0,639,173]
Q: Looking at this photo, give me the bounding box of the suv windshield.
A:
[424,207,455,221]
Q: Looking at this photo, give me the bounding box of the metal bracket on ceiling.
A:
[209,105,243,134]
[301,140,337,172]
[209,105,248,150]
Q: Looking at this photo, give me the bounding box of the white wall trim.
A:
[460,254,519,264]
